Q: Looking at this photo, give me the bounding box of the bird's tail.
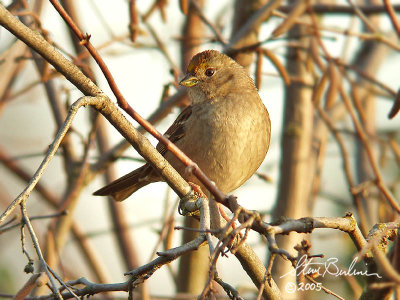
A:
[93,164,154,201]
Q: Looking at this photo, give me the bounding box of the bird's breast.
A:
[175,97,270,193]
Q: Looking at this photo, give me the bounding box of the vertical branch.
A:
[352,0,390,229]
[272,3,315,296]
[96,118,142,271]
[230,0,271,68]
[128,0,139,42]
[180,0,205,69]
[177,0,209,297]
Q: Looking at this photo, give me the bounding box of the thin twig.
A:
[346,0,377,33]
[190,0,227,45]
[383,0,400,37]
[20,203,63,300]
[306,275,345,300]
[0,211,67,233]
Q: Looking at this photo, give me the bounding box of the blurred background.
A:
[0,0,399,299]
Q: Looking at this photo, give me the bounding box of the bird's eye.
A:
[205,68,215,77]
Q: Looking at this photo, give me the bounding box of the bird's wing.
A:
[93,105,193,201]
[156,105,192,156]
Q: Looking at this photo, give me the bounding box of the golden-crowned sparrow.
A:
[94,50,271,201]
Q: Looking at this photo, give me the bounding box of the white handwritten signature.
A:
[280,255,381,279]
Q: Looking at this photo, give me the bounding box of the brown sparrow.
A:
[94,50,271,201]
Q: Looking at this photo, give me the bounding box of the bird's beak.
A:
[179,74,199,87]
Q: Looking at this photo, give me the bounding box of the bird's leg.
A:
[178,182,206,216]
[188,183,237,252]
[188,181,236,229]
